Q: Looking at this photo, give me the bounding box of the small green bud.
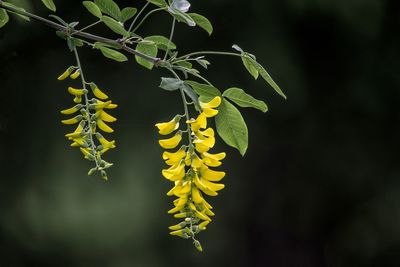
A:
[194,240,203,252]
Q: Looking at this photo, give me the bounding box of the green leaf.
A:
[83,1,102,18]
[215,99,248,156]
[185,81,221,101]
[223,88,268,113]
[188,13,213,35]
[94,0,121,20]
[71,38,84,47]
[41,0,56,12]
[168,7,195,26]
[135,40,158,70]
[101,16,128,37]
[98,46,128,62]
[144,35,176,51]
[49,15,67,25]
[182,83,200,110]
[159,78,183,91]
[146,0,168,8]
[120,7,137,23]
[94,41,122,50]
[1,2,30,21]
[0,9,9,28]
[242,55,259,79]
[246,56,286,99]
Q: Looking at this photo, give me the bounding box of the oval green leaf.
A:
[135,41,158,70]
[120,7,137,23]
[83,1,102,18]
[188,13,213,35]
[94,0,121,20]
[101,15,129,37]
[99,46,128,62]
[223,87,268,113]
[41,0,56,12]
[215,99,248,156]
[145,35,176,51]
[185,81,221,102]
[0,9,9,28]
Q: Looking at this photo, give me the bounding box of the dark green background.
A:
[1,0,399,266]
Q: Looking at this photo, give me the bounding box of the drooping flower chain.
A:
[58,49,117,180]
[156,96,225,251]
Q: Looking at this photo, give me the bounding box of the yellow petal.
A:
[200,166,226,182]
[194,210,211,221]
[162,163,185,181]
[200,96,221,109]
[61,115,82,125]
[95,132,116,148]
[68,87,87,96]
[57,66,74,80]
[202,107,219,118]
[93,87,109,100]
[187,113,207,132]
[163,147,186,166]
[194,174,218,196]
[155,116,181,135]
[202,179,225,192]
[97,119,114,133]
[192,186,204,204]
[61,104,82,115]
[69,69,81,79]
[159,132,182,149]
[199,220,210,230]
[203,152,226,161]
[98,110,117,122]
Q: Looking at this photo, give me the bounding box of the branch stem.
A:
[0,2,160,64]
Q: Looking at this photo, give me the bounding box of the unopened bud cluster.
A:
[58,66,117,180]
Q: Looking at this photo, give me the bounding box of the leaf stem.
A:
[128,1,150,32]
[178,51,242,60]
[71,20,101,36]
[131,7,165,33]
[164,17,176,61]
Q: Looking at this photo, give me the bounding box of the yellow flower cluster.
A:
[58,66,117,179]
[156,96,225,251]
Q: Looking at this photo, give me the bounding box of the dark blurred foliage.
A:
[1,0,400,266]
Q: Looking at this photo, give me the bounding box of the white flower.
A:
[171,0,191,13]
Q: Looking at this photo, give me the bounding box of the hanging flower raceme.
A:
[156,96,225,252]
[58,63,117,180]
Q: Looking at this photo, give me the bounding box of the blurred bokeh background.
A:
[1,0,400,266]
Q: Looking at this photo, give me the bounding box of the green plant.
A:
[0,0,286,251]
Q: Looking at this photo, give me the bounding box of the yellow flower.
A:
[61,115,83,125]
[187,113,207,132]
[57,66,75,80]
[91,100,118,110]
[90,83,109,100]
[163,147,186,166]
[60,104,82,115]
[65,121,85,139]
[159,132,182,149]
[155,115,181,135]
[96,110,117,123]
[162,163,186,181]
[70,69,81,79]
[193,135,215,153]
[200,166,226,182]
[96,132,116,149]
[201,152,226,167]
[68,87,87,96]
[97,119,114,133]
[199,96,221,117]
